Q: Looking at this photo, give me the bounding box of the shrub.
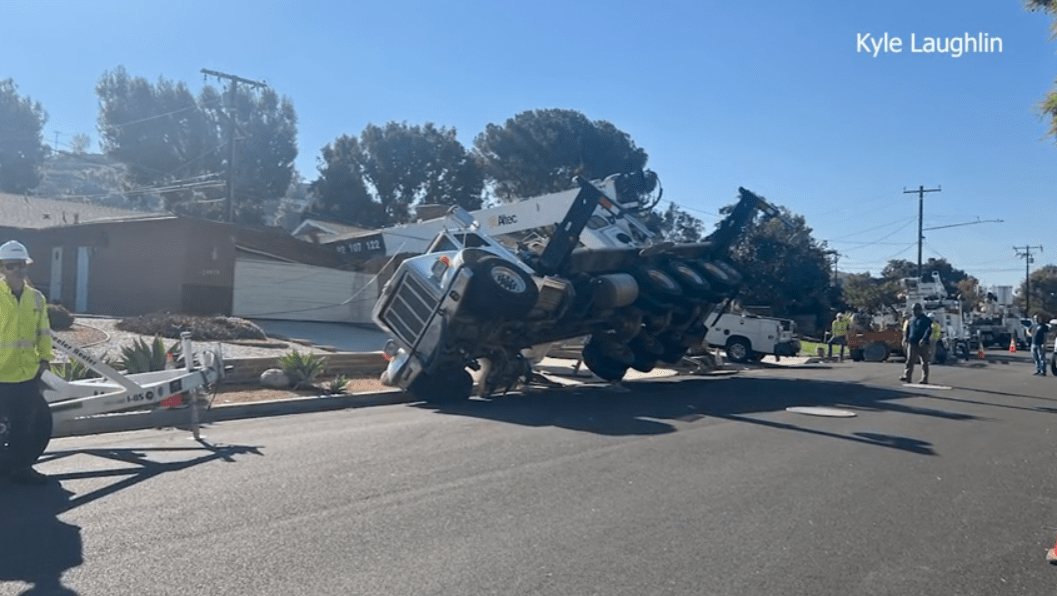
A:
[116,312,267,341]
[60,359,101,381]
[324,375,350,395]
[278,349,325,389]
[118,337,182,374]
[48,303,75,331]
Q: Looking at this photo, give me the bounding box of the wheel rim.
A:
[729,342,747,360]
[491,266,527,294]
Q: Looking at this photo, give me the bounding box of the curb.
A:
[49,359,724,439]
[52,389,411,438]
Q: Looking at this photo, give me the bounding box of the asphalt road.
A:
[3,350,1057,596]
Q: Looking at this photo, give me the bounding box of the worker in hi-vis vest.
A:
[0,240,53,485]
[827,312,849,360]
[929,317,942,363]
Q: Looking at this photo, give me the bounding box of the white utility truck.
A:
[703,305,800,363]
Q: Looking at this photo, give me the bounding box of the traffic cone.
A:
[1048,536,1057,563]
[977,340,986,360]
[1009,338,1017,353]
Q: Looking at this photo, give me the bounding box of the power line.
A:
[1014,245,1043,313]
[200,68,267,223]
[903,184,941,278]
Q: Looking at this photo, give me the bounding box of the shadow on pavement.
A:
[415,376,974,455]
[40,440,264,511]
[0,483,82,595]
[0,440,262,595]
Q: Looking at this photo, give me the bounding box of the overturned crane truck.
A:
[372,176,779,403]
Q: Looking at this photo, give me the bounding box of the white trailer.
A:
[0,331,227,475]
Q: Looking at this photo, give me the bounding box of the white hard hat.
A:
[0,240,32,263]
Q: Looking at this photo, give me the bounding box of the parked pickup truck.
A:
[703,306,800,363]
[371,175,780,402]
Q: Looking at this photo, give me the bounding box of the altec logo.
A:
[857,32,1003,58]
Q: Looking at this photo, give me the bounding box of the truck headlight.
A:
[382,339,400,361]
[431,255,451,279]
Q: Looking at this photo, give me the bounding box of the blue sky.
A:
[3,0,1056,290]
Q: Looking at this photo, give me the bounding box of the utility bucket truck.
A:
[371,175,780,403]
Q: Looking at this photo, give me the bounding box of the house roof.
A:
[291,218,370,243]
[0,192,168,229]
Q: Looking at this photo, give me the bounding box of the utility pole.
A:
[1014,245,1043,314]
[903,185,941,279]
[200,69,267,223]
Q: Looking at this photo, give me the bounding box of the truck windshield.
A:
[427,234,459,253]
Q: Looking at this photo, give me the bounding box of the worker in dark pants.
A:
[900,303,932,385]
[827,312,848,360]
[0,240,53,485]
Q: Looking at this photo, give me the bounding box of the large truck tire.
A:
[582,339,630,382]
[725,336,752,363]
[1051,352,1057,376]
[664,260,714,302]
[695,259,742,292]
[407,368,474,404]
[466,256,539,319]
[628,334,664,373]
[863,342,890,362]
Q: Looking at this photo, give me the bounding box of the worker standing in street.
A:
[827,312,848,360]
[0,240,53,485]
[1030,313,1050,376]
[900,303,932,384]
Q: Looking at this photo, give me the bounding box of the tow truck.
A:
[372,175,780,402]
[0,331,226,475]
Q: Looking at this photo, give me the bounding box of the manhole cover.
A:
[785,406,857,417]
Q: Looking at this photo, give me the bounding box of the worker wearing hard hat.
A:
[900,303,932,385]
[827,312,849,361]
[0,240,53,485]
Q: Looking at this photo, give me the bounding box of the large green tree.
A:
[0,79,48,193]
[473,108,657,203]
[840,273,901,314]
[1015,264,1057,317]
[880,258,972,299]
[721,200,834,319]
[96,66,298,224]
[1024,1,1057,138]
[310,122,483,227]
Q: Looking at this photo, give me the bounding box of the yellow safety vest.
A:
[0,281,52,383]
[930,321,942,341]
[831,315,848,337]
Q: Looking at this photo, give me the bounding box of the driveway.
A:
[252,320,390,353]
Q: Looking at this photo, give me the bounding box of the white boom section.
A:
[44,333,225,425]
[363,176,653,256]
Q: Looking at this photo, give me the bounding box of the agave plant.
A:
[118,337,182,374]
[278,349,325,389]
[324,375,350,395]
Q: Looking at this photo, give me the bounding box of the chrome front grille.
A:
[382,273,439,345]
